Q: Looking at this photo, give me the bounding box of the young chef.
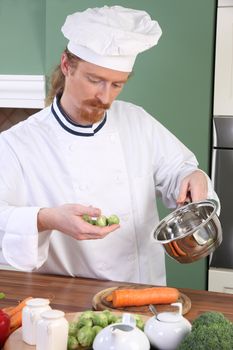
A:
[0,6,218,285]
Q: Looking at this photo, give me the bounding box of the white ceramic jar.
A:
[22,298,51,345]
[36,309,68,350]
[144,303,192,350]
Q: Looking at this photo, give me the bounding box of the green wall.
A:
[0,0,217,290]
[0,0,45,74]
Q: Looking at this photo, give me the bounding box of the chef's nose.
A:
[95,83,111,105]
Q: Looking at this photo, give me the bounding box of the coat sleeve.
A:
[0,138,50,271]
[149,115,218,208]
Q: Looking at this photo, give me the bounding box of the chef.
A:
[0,6,218,285]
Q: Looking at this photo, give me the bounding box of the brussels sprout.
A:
[133,314,145,331]
[92,325,103,335]
[102,310,118,324]
[79,310,95,320]
[115,316,122,323]
[82,214,92,224]
[68,321,78,336]
[93,312,108,327]
[107,214,120,225]
[67,335,79,350]
[96,215,107,227]
[77,318,93,329]
[77,325,96,347]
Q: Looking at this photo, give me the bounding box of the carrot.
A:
[9,310,22,329]
[6,296,33,317]
[2,306,15,314]
[106,294,113,302]
[111,287,180,308]
[172,241,187,256]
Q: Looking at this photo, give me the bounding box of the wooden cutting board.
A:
[3,311,150,350]
[92,285,191,316]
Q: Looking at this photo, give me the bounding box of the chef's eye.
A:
[87,75,101,84]
[112,82,124,89]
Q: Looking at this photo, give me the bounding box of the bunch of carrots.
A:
[2,296,32,334]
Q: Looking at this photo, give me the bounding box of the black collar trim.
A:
[51,95,107,136]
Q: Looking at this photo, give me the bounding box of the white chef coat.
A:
[0,97,215,285]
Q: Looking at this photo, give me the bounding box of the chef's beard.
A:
[79,99,110,124]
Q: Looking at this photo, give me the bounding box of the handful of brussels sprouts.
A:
[82,214,120,227]
[67,310,144,349]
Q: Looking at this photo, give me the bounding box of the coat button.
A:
[68,143,76,152]
[127,254,136,262]
[122,214,130,222]
[109,134,116,143]
[79,184,89,191]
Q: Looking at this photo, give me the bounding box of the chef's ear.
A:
[61,52,70,76]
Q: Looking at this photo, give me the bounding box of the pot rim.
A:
[153,199,219,244]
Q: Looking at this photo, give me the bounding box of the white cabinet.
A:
[209,267,233,293]
[214,1,233,115]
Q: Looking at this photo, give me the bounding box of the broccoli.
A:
[178,311,233,350]
[192,311,228,329]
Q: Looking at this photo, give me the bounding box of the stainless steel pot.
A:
[153,200,222,263]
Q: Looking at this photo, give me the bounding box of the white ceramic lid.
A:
[157,311,182,323]
[26,298,50,307]
[41,310,65,319]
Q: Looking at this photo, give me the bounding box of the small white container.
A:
[22,298,51,345]
[144,303,192,350]
[36,309,68,350]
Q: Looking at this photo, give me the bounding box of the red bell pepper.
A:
[0,309,10,348]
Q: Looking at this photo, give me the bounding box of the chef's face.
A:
[60,53,130,125]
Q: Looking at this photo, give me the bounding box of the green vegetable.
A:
[178,311,233,350]
[96,215,107,227]
[92,325,103,335]
[107,214,120,225]
[67,335,79,350]
[82,214,120,227]
[82,214,93,224]
[68,322,78,336]
[67,309,145,349]
[0,292,5,299]
[77,318,93,329]
[77,325,96,347]
[79,310,95,320]
[102,309,118,324]
[133,314,144,331]
[192,310,227,329]
[92,312,108,327]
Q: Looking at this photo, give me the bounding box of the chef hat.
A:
[61,5,162,72]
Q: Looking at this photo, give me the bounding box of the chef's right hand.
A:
[37,204,120,240]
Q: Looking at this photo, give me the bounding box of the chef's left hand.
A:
[176,170,208,205]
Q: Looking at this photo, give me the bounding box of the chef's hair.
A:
[46,48,83,106]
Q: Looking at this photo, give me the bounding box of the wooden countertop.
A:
[0,269,233,322]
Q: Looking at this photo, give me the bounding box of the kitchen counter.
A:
[0,269,233,322]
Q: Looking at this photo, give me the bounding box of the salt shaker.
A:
[36,309,68,350]
[22,298,51,345]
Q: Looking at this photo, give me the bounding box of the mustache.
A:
[83,99,110,110]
